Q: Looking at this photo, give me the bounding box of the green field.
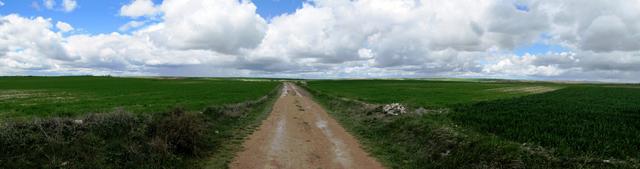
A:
[308,80,564,107]
[0,76,281,169]
[452,86,640,159]
[0,76,279,118]
[3,77,639,168]
[305,80,640,168]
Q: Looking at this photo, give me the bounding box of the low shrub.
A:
[151,109,211,157]
[0,95,277,169]
[0,110,202,169]
[0,84,281,169]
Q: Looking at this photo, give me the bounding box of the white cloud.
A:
[61,32,240,76]
[40,0,77,12]
[241,0,640,81]
[0,14,73,75]
[534,0,640,52]
[62,0,77,12]
[118,21,146,32]
[0,1,5,7]
[246,0,528,71]
[120,0,159,18]
[43,0,55,9]
[476,49,640,82]
[3,0,640,82]
[482,54,567,77]
[141,0,267,53]
[55,21,73,32]
[2,0,267,76]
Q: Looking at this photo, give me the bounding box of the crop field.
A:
[0,76,279,118]
[452,86,640,159]
[3,77,639,169]
[305,80,640,168]
[0,76,281,169]
[309,79,564,108]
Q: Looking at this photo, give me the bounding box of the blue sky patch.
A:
[514,43,569,56]
[0,0,303,34]
[0,0,138,34]
[254,0,304,20]
[514,3,529,12]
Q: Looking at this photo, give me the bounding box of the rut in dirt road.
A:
[230,83,384,169]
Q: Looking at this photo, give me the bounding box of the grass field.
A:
[452,86,640,159]
[0,76,281,169]
[0,76,279,118]
[305,80,640,168]
[4,77,639,168]
[308,80,564,108]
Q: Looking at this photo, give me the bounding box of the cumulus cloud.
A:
[143,0,267,53]
[247,0,539,71]
[0,14,72,74]
[55,21,73,32]
[482,54,568,77]
[120,0,159,18]
[241,0,640,81]
[40,0,77,12]
[2,0,267,76]
[481,51,640,82]
[119,0,269,53]
[118,20,146,32]
[2,0,640,82]
[118,0,268,54]
[535,0,640,52]
[62,0,77,12]
[0,23,238,76]
[43,0,55,9]
[63,33,236,71]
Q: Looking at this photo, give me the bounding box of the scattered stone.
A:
[440,150,451,157]
[382,103,407,116]
[72,119,83,124]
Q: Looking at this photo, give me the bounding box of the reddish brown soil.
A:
[230,83,384,169]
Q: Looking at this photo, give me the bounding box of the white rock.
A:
[72,119,83,124]
[382,103,407,116]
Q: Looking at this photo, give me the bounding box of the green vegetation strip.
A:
[0,77,281,168]
[304,80,639,169]
[307,80,562,108]
[0,76,279,118]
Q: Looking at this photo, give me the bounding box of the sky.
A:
[0,0,639,82]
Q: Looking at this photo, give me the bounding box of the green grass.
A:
[0,76,279,118]
[451,86,640,159]
[304,80,640,168]
[0,76,282,169]
[308,80,563,108]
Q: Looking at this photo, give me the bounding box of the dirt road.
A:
[230,83,384,169]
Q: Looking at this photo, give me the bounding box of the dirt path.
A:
[230,83,384,169]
